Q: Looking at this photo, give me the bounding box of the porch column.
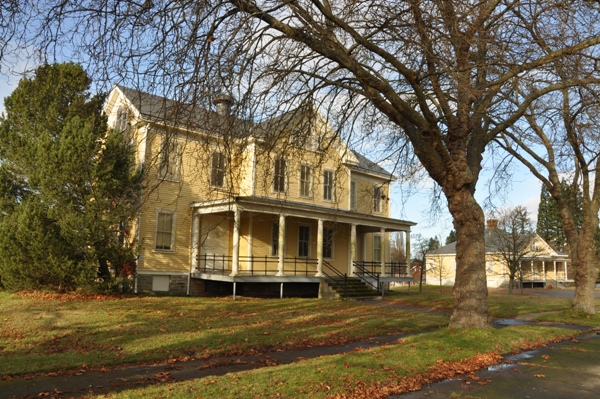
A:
[350,224,357,276]
[230,205,241,277]
[276,214,286,276]
[316,219,324,277]
[405,231,411,277]
[190,211,200,271]
[531,260,534,280]
[564,262,567,281]
[247,214,253,272]
[543,261,546,282]
[553,261,557,282]
[380,228,387,277]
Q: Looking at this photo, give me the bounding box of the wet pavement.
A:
[395,332,600,399]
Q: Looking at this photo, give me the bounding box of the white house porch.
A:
[188,196,414,298]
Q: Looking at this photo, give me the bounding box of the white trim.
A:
[154,209,176,252]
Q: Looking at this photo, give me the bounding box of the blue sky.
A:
[0,63,543,243]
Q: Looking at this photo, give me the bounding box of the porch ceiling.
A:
[190,196,415,232]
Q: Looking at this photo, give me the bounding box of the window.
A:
[158,138,181,181]
[323,170,335,201]
[530,241,539,251]
[271,222,279,256]
[155,211,175,251]
[115,106,128,132]
[373,186,382,213]
[299,164,313,198]
[273,158,287,193]
[210,151,225,187]
[298,225,310,257]
[373,235,381,262]
[323,227,334,259]
[350,180,357,210]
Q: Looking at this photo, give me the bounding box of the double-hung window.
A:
[210,151,225,188]
[323,170,335,201]
[299,164,313,198]
[323,227,334,259]
[273,158,287,193]
[373,235,381,262]
[271,222,279,256]
[298,225,310,257]
[155,211,175,251]
[158,138,181,181]
[373,186,382,213]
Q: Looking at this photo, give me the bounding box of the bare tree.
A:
[3,1,600,327]
[486,207,538,295]
[497,78,600,313]
[412,234,440,293]
[427,249,451,293]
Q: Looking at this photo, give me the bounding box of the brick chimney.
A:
[486,219,498,229]
[213,94,234,116]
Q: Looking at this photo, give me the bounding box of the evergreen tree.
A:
[0,63,141,291]
[537,182,583,252]
[445,230,457,245]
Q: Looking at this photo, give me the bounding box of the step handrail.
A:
[322,260,348,297]
[353,261,381,294]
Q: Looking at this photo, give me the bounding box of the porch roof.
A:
[191,196,415,232]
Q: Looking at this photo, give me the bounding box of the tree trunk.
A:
[571,225,598,314]
[447,188,489,329]
[508,275,514,295]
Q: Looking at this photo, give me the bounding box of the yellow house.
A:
[425,221,572,288]
[103,86,415,298]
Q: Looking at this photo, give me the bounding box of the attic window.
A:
[530,241,539,251]
[115,106,128,132]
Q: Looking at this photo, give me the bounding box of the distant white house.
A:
[426,220,572,288]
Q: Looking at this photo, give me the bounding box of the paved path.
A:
[1,324,419,398]
[394,332,600,399]
[1,296,598,399]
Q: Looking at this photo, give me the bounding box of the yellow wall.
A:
[112,97,396,276]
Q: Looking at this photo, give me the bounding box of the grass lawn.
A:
[0,291,448,376]
[1,287,598,399]
[100,326,577,399]
[386,285,600,320]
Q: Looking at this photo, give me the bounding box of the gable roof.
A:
[105,85,394,179]
[427,229,568,258]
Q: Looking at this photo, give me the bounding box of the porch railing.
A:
[353,261,408,277]
[353,261,381,294]
[196,254,318,276]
